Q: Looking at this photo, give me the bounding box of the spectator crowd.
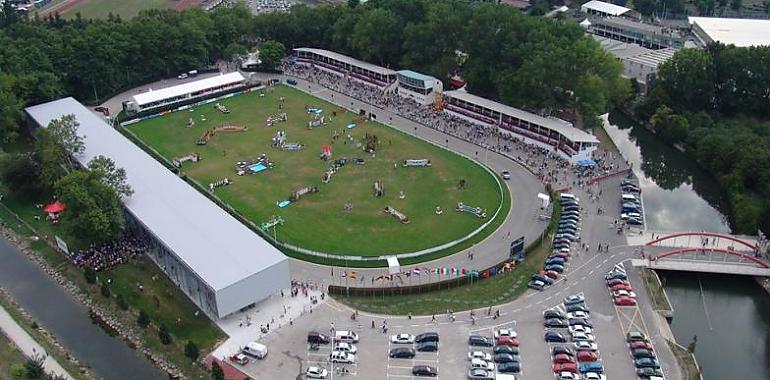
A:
[69,236,148,272]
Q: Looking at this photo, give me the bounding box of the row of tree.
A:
[0,0,627,141]
[637,44,770,233]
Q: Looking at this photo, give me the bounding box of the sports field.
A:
[126,85,505,257]
[44,0,178,20]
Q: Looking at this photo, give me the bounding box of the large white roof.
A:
[131,72,245,107]
[689,17,770,47]
[581,0,632,16]
[444,90,599,144]
[25,97,287,291]
[294,48,396,76]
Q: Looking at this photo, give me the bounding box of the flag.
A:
[340,271,347,278]
[423,267,432,275]
[412,268,421,276]
[442,267,449,275]
[433,268,440,274]
[349,271,357,279]
[461,268,467,275]
[451,268,458,275]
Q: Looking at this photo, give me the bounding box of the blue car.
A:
[579,361,604,373]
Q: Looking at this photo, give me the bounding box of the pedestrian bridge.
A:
[632,247,770,277]
[636,231,758,251]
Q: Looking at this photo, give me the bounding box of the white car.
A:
[574,341,598,351]
[567,311,589,319]
[621,212,642,220]
[329,351,355,363]
[570,332,595,342]
[568,325,593,335]
[468,351,492,361]
[306,366,329,379]
[494,328,518,339]
[583,372,607,380]
[613,290,637,298]
[470,358,495,371]
[177,73,188,79]
[333,342,357,354]
[390,333,415,344]
[557,371,577,380]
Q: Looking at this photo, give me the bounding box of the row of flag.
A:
[336,261,517,282]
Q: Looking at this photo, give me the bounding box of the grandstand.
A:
[122,72,247,115]
[26,97,290,320]
[396,70,443,105]
[443,90,599,163]
[293,47,397,88]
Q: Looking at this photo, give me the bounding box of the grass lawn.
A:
[335,198,560,315]
[62,0,172,20]
[128,85,503,257]
[0,332,27,380]
[640,268,672,312]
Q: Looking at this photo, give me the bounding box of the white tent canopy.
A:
[387,256,401,275]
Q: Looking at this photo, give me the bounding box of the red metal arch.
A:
[652,247,770,269]
[646,231,757,250]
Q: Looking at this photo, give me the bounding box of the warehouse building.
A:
[25,97,290,320]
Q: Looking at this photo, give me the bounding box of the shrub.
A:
[158,324,172,345]
[100,282,111,298]
[84,267,96,284]
[137,310,150,328]
[116,294,129,310]
[184,340,199,361]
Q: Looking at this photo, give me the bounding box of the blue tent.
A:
[576,159,596,167]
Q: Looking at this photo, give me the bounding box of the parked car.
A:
[607,278,630,287]
[552,353,575,364]
[542,270,560,279]
[544,318,569,328]
[551,346,574,356]
[545,331,567,342]
[415,332,439,343]
[532,274,554,285]
[493,353,519,363]
[631,349,656,359]
[568,318,593,328]
[567,311,589,319]
[308,332,331,344]
[583,371,607,380]
[467,368,495,380]
[305,366,329,379]
[610,283,634,292]
[568,324,592,335]
[626,217,644,225]
[229,353,249,366]
[563,294,585,305]
[469,335,493,347]
[544,309,566,320]
[626,331,647,342]
[605,272,627,281]
[552,362,578,373]
[578,361,604,374]
[544,264,565,273]
[468,350,493,361]
[565,304,589,313]
[501,171,511,180]
[528,280,545,291]
[493,345,519,355]
[390,333,415,344]
[389,347,416,358]
[329,351,355,363]
[629,341,653,350]
[636,367,664,378]
[286,79,298,85]
[332,342,357,354]
[576,350,598,362]
[634,358,660,369]
[570,332,595,342]
[494,328,517,339]
[614,296,637,306]
[470,358,494,371]
[557,372,577,380]
[613,290,637,298]
[412,365,438,377]
[573,341,598,351]
[416,342,438,352]
[497,361,521,373]
[495,336,519,347]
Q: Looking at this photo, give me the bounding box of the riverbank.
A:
[667,339,703,380]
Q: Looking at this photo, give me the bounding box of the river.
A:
[605,111,770,380]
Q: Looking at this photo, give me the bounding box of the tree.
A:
[0,74,23,141]
[137,310,150,328]
[351,8,402,65]
[158,324,172,345]
[348,0,360,8]
[211,361,225,380]
[100,281,111,298]
[650,105,689,143]
[184,340,200,361]
[0,153,43,196]
[88,155,133,197]
[55,170,124,244]
[655,49,715,112]
[46,114,85,162]
[84,267,97,284]
[258,40,285,72]
[731,0,742,10]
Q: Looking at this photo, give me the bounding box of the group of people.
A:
[68,236,147,272]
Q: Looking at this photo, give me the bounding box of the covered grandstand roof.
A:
[294,48,396,76]
[688,17,770,47]
[581,0,633,16]
[397,70,438,87]
[25,98,287,292]
[132,72,245,107]
[444,90,599,144]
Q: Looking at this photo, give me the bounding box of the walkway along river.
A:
[606,111,770,380]
[0,238,165,380]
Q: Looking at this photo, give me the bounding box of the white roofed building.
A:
[293,47,397,88]
[443,90,599,163]
[580,0,639,18]
[25,98,290,320]
[124,72,246,114]
[396,70,443,105]
[689,17,770,47]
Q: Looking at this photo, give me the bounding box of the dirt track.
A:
[37,0,90,17]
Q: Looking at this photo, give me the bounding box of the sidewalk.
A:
[0,304,75,380]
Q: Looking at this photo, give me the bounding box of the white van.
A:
[242,342,268,359]
[334,330,359,343]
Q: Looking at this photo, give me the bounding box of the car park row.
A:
[619,180,643,227]
[468,327,522,379]
[544,293,607,380]
[529,193,581,292]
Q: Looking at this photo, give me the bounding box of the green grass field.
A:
[63,0,172,20]
[127,85,504,257]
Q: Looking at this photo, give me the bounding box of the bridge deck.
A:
[631,258,770,277]
[628,231,759,250]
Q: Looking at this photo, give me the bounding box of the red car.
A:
[577,350,598,362]
[495,336,520,347]
[553,353,575,364]
[607,279,630,286]
[542,270,560,279]
[230,353,250,365]
[611,283,634,292]
[552,362,578,373]
[614,296,637,306]
[629,341,653,350]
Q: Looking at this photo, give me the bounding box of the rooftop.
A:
[689,17,770,47]
[581,0,632,16]
[131,72,245,107]
[443,90,599,144]
[294,48,396,76]
[25,97,287,292]
[397,70,438,87]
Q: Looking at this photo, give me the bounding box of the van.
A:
[334,330,359,343]
[307,331,330,344]
[415,332,440,343]
[242,342,268,359]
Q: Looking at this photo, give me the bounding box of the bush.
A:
[30,321,38,330]
[184,340,200,361]
[24,354,46,379]
[116,294,129,310]
[158,324,172,345]
[100,282,111,298]
[137,310,150,328]
[10,363,25,379]
[211,362,225,380]
[84,267,97,284]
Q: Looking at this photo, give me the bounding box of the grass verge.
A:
[640,268,673,312]
[0,329,29,379]
[666,339,702,380]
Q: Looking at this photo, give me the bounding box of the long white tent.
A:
[25,97,290,319]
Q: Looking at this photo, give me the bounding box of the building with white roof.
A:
[25,97,290,320]
[293,47,397,88]
[593,36,678,89]
[396,70,443,105]
[580,0,639,18]
[689,17,770,47]
[443,90,599,163]
[124,72,246,114]
[586,16,685,49]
